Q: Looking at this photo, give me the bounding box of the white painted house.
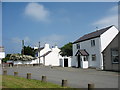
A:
[72,25,119,69]
[34,44,72,67]
[0,47,5,64]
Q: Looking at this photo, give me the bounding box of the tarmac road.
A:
[2,66,119,88]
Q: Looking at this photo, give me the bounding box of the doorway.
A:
[77,55,81,68]
[64,58,68,67]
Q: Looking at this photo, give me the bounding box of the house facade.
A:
[72,25,119,69]
[0,47,5,64]
[102,32,119,71]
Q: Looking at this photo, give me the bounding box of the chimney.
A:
[44,43,50,49]
[55,45,58,48]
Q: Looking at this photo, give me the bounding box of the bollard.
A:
[14,72,18,76]
[41,76,47,82]
[61,80,67,87]
[88,83,94,90]
[3,70,7,75]
[27,73,31,79]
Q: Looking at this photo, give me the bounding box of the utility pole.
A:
[22,40,24,55]
[38,42,40,66]
[22,40,24,64]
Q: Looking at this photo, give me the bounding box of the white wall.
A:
[43,46,61,66]
[100,26,119,52]
[0,52,5,64]
[100,26,119,69]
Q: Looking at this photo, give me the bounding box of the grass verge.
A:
[1,75,65,88]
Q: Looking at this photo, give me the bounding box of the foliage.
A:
[21,46,36,57]
[2,54,11,63]
[10,54,35,61]
[2,75,64,88]
[60,42,72,56]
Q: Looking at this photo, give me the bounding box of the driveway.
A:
[2,66,119,88]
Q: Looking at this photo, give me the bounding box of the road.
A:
[2,66,119,88]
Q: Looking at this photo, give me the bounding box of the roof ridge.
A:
[73,25,114,44]
[84,25,114,36]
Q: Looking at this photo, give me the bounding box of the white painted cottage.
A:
[0,47,5,64]
[34,44,72,67]
[72,25,119,69]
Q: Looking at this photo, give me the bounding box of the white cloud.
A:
[92,5,118,28]
[24,3,50,22]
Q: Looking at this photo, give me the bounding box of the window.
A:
[92,54,96,61]
[91,40,95,47]
[83,56,88,61]
[76,44,80,49]
[111,49,119,63]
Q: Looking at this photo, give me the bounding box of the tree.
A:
[21,46,36,57]
[60,42,72,56]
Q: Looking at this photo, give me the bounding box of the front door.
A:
[64,58,68,67]
[77,55,81,68]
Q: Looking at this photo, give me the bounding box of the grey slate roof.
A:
[73,25,114,44]
[75,49,89,56]
[41,51,51,57]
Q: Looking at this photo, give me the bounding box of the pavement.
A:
[2,66,119,88]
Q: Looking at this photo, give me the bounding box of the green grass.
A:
[1,75,64,88]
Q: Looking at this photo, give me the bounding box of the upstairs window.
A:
[91,40,95,47]
[92,54,96,61]
[111,49,119,64]
[76,44,80,49]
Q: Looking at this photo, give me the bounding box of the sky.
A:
[2,2,118,54]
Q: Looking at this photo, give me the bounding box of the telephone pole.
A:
[22,40,24,64]
[22,40,24,55]
[38,42,40,66]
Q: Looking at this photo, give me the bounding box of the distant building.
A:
[34,44,72,67]
[72,25,119,70]
[0,47,5,64]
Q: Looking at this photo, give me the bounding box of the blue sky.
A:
[2,2,118,54]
